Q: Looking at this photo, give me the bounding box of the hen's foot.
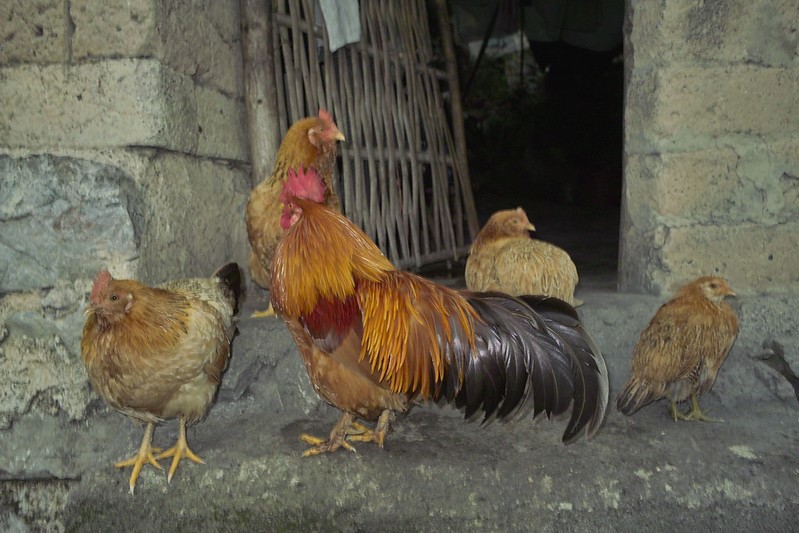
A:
[155,416,205,483]
[670,396,722,422]
[114,422,162,494]
[250,304,276,319]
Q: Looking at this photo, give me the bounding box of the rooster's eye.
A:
[110,295,118,301]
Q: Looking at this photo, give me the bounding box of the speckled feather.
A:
[615,276,740,415]
[466,208,579,306]
[80,264,240,425]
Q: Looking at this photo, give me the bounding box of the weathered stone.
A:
[0,1,66,64]
[654,223,799,295]
[629,1,799,68]
[0,155,139,293]
[650,66,799,143]
[70,0,243,96]
[0,299,93,429]
[627,147,797,225]
[126,152,250,285]
[0,60,247,161]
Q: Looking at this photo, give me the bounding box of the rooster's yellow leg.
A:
[114,422,162,494]
[250,303,276,319]
[300,413,359,456]
[155,416,205,482]
[347,410,393,448]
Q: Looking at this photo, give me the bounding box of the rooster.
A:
[246,109,345,317]
[271,167,609,456]
[615,276,739,421]
[81,264,240,493]
[466,207,581,306]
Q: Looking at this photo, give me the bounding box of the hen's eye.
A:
[709,283,717,289]
[110,295,118,301]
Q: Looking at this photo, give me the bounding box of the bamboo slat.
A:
[272,0,477,269]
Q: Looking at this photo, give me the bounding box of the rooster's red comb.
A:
[281,166,326,204]
[90,269,113,304]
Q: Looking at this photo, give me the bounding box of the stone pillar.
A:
[620,0,799,296]
[0,2,250,429]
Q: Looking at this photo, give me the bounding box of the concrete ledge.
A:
[1,289,797,529]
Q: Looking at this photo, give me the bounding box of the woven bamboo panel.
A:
[273,0,478,269]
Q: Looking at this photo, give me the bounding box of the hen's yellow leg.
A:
[114,422,162,494]
[300,413,360,456]
[155,416,205,483]
[347,410,393,448]
[670,395,722,422]
[250,303,276,318]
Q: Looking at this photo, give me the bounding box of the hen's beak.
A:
[526,223,536,232]
[334,130,346,142]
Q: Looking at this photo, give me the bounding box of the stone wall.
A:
[620,0,799,296]
[0,1,250,432]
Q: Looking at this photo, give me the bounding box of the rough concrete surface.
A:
[1,283,797,531]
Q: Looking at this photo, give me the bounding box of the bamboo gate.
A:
[246,0,478,269]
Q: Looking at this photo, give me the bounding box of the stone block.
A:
[0,59,247,161]
[0,0,66,64]
[70,0,243,96]
[630,0,799,68]
[655,223,799,295]
[127,151,251,285]
[626,145,799,225]
[0,154,139,292]
[650,66,799,142]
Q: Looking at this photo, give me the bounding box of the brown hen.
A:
[465,207,580,306]
[615,276,739,421]
[245,109,345,317]
[81,263,240,493]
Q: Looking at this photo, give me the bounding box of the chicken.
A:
[80,263,240,493]
[615,276,739,421]
[246,109,345,317]
[754,339,799,405]
[270,167,609,456]
[465,207,581,306]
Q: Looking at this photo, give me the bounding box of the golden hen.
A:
[246,109,345,317]
[465,207,580,306]
[615,276,739,421]
[271,167,609,456]
[81,263,240,493]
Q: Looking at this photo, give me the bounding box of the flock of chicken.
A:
[80,111,739,494]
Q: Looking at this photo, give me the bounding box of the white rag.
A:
[318,0,361,52]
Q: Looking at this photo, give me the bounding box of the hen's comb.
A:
[90,269,113,304]
[281,166,326,204]
[318,108,334,127]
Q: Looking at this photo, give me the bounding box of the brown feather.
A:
[466,208,579,306]
[246,112,344,290]
[81,268,238,425]
[615,276,739,415]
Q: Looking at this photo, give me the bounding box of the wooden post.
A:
[434,0,479,240]
[240,0,281,188]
